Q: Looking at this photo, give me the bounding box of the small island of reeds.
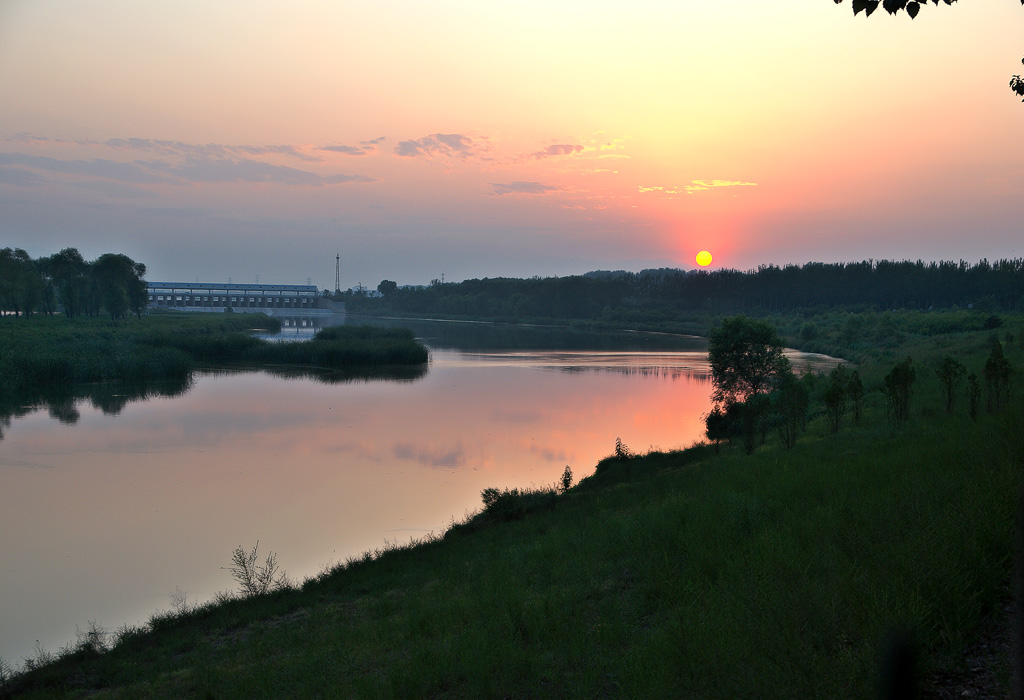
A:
[0,313,429,397]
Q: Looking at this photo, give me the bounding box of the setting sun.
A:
[696,250,713,267]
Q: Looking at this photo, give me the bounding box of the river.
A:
[0,318,838,667]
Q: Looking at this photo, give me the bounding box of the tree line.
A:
[0,247,148,319]
[349,259,1024,321]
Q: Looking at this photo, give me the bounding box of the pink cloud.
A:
[394,133,475,158]
[531,144,584,159]
[490,181,561,196]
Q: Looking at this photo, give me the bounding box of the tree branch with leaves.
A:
[833,0,1024,100]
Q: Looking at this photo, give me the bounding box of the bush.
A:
[478,486,558,523]
[225,542,289,596]
[481,488,527,521]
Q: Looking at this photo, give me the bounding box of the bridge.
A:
[146,282,344,316]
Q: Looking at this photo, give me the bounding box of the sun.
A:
[695,250,713,267]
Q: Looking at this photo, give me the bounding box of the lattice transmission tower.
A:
[334,253,341,295]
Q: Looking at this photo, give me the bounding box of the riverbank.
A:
[349,307,1020,365]
[4,322,1021,698]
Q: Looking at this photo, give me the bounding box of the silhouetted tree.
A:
[704,405,731,452]
[737,394,772,455]
[824,364,850,434]
[883,357,916,427]
[984,340,1013,412]
[708,315,786,454]
[377,279,398,296]
[91,253,147,320]
[558,465,573,494]
[967,372,981,421]
[935,356,967,413]
[833,0,1024,101]
[44,247,89,317]
[848,369,865,424]
[0,247,43,317]
[709,316,785,404]
[772,359,810,449]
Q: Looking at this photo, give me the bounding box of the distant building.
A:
[146,282,343,315]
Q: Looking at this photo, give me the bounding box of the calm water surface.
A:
[0,320,837,666]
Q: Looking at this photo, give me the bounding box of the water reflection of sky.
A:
[0,334,838,668]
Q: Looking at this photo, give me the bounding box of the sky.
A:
[1,0,1022,289]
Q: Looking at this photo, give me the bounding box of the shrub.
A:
[983,340,1013,413]
[884,357,916,427]
[982,314,1003,330]
[823,365,849,434]
[967,373,981,421]
[481,488,527,521]
[479,485,558,523]
[935,356,966,414]
[225,542,289,596]
[848,369,864,425]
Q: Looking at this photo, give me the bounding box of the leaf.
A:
[907,2,920,18]
[865,0,880,15]
[883,0,908,14]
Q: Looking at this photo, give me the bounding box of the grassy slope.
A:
[6,326,1023,699]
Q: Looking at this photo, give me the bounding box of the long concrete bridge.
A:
[146,282,345,316]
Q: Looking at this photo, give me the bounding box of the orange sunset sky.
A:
[0,1,1021,287]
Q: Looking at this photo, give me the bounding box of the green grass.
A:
[4,326,1021,698]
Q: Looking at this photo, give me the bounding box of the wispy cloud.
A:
[0,164,47,187]
[321,145,364,155]
[320,137,386,157]
[638,180,758,196]
[0,151,375,187]
[392,441,466,468]
[147,159,375,185]
[0,153,169,184]
[531,144,584,159]
[394,133,476,159]
[490,181,561,196]
[687,179,757,191]
[8,133,99,147]
[104,137,322,163]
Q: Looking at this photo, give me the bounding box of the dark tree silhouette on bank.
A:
[709,316,785,406]
[824,364,850,434]
[848,369,865,425]
[708,316,786,454]
[91,253,148,320]
[983,339,1013,412]
[883,357,916,427]
[772,358,810,449]
[935,356,967,413]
